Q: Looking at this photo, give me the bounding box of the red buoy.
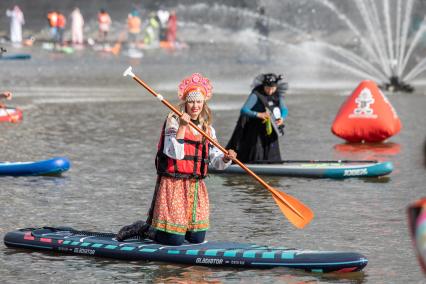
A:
[331,80,402,142]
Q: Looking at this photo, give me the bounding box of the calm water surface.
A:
[0,89,425,283]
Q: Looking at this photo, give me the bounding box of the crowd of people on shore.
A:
[3,5,179,50]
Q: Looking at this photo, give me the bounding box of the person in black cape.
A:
[226,73,288,163]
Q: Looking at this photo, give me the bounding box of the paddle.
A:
[123,66,314,229]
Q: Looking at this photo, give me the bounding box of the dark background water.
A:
[2,0,426,90]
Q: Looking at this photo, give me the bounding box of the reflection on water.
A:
[154,265,224,284]
[215,174,282,216]
[359,176,391,184]
[219,173,282,190]
[333,142,401,161]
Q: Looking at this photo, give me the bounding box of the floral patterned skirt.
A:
[149,176,209,235]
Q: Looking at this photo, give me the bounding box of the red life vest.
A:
[156,119,210,179]
[47,12,58,27]
[57,14,66,28]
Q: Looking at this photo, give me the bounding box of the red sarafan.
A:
[331,80,402,142]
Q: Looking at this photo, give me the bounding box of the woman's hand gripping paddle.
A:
[123,66,314,229]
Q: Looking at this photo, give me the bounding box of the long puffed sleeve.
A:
[209,126,232,170]
[162,115,185,160]
[240,93,259,118]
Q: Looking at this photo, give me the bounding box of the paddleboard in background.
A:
[123,48,143,58]
[92,44,112,52]
[159,41,188,50]
[60,46,74,54]
[0,54,31,60]
[41,42,74,54]
[0,157,70,176]
[0,107,23,123]
[4,227,368,273]
[42,42,54,50]
[209,160,393,178]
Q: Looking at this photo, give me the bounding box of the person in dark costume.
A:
[226,73,288,163]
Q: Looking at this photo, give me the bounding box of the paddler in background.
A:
[143,12,160,47]
[117,73,237,245]
[0,91,13,108]
[408,199,426,274]
[166,10,177,46]
[226,73,288,163]
[54,11,66,47]
[6,5,25,45]
[127,10,142,47]
[47,10,58,43]
[98,9,112,44]
[70,7,84,46]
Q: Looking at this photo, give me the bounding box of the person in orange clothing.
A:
[127,10,141,46]
[56,12,66,45]
[166,10,177,44]
[47,10,58,42]
[98,9,111,43]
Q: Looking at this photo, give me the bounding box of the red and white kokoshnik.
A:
[178,73,213,101]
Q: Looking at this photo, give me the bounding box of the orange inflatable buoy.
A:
[331,80,402,142]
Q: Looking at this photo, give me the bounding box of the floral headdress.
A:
[178,73,213,102]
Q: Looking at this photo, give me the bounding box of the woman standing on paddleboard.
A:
[117,73,236,245]
[227,73,288,163]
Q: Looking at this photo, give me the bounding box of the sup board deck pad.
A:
[4,227,368,273]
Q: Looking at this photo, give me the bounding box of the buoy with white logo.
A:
[331,80,402,142]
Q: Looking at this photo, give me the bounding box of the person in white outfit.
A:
[6,5,24,44]
[70,7,84,45]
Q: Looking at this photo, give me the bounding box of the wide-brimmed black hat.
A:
[262,73,283,87]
